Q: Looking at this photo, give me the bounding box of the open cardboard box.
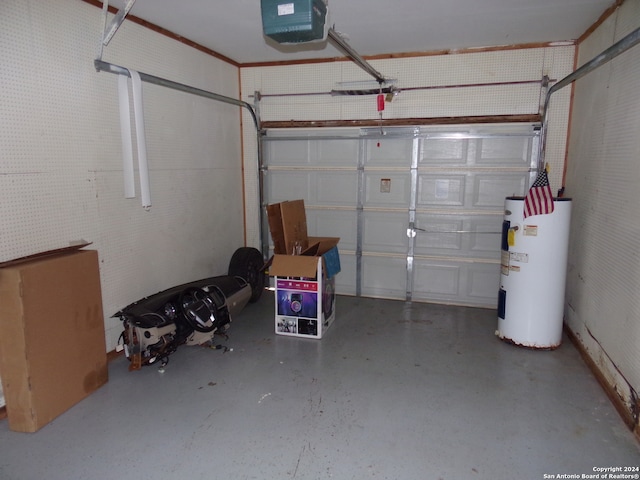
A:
[267,199,310,256]
[267,200,340,339]
[0,243,108,432]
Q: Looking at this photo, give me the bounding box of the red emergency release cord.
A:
[377,91,385,147]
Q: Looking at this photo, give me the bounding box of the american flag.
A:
[524,169,555,218]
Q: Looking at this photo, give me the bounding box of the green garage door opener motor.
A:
[261,0,328,44]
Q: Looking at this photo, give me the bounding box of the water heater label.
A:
[278,3,295,15]
[523,225,538,236]
[510,251,529,263]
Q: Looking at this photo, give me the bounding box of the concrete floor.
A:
[0,294,638,480]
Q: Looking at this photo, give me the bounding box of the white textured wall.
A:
[564,0,640,427]
[240,45,575,249]
[0,0,244,352]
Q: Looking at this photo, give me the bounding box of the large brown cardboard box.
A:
[0,246,108,432]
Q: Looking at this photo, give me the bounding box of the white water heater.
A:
[496,196,572,349]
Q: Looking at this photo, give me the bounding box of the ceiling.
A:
[109,0,614,65]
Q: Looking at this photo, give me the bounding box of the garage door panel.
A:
[316,171,359,205]
[412,260,497,307]
[266,138,359,167]
[413,262,460,296]
[466,263,500,301]
[334,252,357,296]
[363,211,408,254]
[468,216,503,258]
[365,138,413,167]
[266,140,309,166]
[420,138,469,165]
[268,171,358,206]
[413,214,502,260]
[417,174,466,207]
[316,140,359,166]
[361,255,406,299]
[414,216,464,253]
[306,209,358,252]
[364,172,411,207]
[476,137,532,166]
[472,173,528,208]
[267,171,311,203]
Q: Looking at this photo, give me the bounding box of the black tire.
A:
[228,247,265,303]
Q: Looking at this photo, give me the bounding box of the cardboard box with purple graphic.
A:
[267,200,340,339]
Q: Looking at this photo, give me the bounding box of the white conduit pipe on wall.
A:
[117,74,135,199]
[129,70,151,209]
[117,68,151,209]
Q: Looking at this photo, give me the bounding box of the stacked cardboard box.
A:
[267,200,340,339]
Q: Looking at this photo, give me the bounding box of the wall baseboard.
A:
[564,325,640,441]
[107,348,124,363]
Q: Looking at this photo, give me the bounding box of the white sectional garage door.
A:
[263,124,538,308]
